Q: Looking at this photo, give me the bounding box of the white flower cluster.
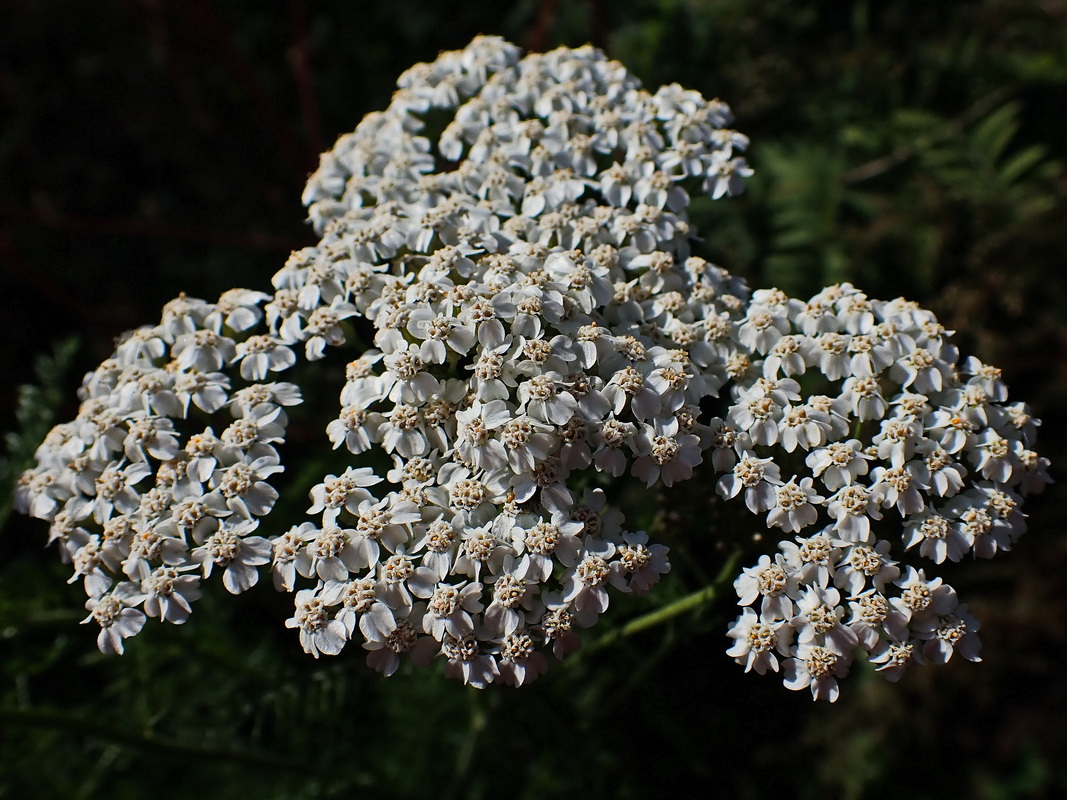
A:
[720,285,1051,700]
[15,289,297,653]
[14,37,1049,698]
[270,36,751,686]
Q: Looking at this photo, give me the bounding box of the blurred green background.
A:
[1,1,1065,797]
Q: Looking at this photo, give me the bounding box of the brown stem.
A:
[288,0,324,159]
[589,0,610,51]
[526,0,559,53]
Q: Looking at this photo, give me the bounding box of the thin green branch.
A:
[447,693,491,799]
[578,546,744,660]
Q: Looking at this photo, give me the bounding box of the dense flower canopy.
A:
[15,36,1050,698]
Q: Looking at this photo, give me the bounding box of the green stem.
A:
[446,692,491,800]
[577,546,743,660]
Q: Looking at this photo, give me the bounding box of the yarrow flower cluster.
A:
[15,37,1049,698]
[719,287,1050,699]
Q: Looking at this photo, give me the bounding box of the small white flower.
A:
[782,643,850,702]
[914,603,982,665]
[805,439,871,491]
[191,520,271,594]
[834,540,900,596]
[734,554,797,621]
[716,453,782,513]
[766,477,824,534]
[790,586,857,653]
[83,583,146,654]
[307,467,384,525]
[287,588,348,657]
[631,418,702,487]
[559,537,617,627]
[614,529,671,594]
[726,608,793,675]
[140,566,201,624]
[902,511,971,564]
[234,335,296,381]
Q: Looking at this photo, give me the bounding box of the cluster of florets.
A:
[14,37,1050,697]
[719,286,1050,700]
[15,288,297,652]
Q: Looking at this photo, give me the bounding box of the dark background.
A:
[2,1,1065,798]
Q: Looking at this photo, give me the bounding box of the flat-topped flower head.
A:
[15,36,1048,701]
